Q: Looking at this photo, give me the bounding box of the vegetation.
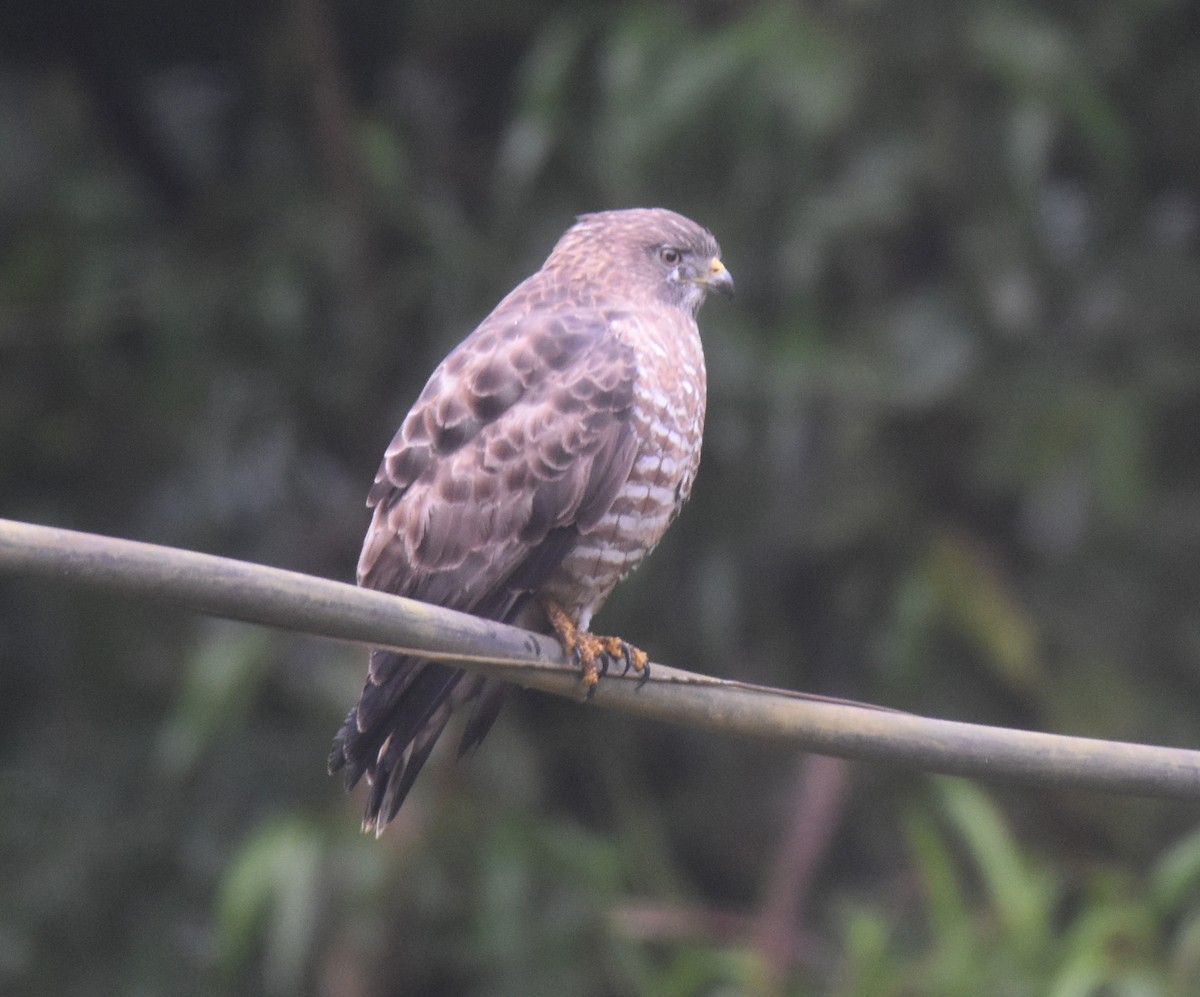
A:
[3,0,1200,993]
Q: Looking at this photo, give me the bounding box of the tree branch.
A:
[2,517,1199,800]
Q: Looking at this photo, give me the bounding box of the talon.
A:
[581,666,600,690]
[610,639,649,680]
[597,636,629,674]
[541,597,650,693]
[575,637,602,689]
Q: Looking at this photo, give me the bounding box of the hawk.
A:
[329,208,733,833]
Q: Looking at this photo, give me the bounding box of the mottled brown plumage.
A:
[329,208,732,833]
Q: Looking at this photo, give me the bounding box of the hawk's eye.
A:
[659,247,682,267]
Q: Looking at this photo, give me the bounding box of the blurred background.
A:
[4,0,1200,993]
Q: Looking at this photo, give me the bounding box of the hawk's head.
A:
[546,208,733,317]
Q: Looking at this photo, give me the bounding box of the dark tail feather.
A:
[330,573,559,832]
[457,680,509,759]
[328,707,360,778]
[330,656,467,832]
[368,709,453,834]
[329,647,430,788]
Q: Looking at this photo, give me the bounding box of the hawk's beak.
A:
[701,257,734,296]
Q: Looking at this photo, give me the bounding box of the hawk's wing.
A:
[330,301,641,830]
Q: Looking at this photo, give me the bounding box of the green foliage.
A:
[825,779,1200,997]
[218,817,327,993]
[156,622,276,778]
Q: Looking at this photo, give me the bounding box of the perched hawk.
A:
[329,208,733,833]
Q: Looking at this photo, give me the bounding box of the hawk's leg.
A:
[542,599,651,692]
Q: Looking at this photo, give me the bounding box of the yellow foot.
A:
[542,600,651,692]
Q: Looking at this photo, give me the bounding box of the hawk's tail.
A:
[329,652,508,835]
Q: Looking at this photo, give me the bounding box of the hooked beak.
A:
[700,257,734,296]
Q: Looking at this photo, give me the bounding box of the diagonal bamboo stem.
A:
[2,516,1199,800]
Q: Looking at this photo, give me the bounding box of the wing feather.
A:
[330,303,640,826]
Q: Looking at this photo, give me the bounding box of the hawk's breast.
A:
[542,309,707,628]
